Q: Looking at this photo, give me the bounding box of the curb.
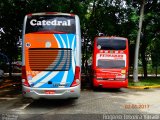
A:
[127,85,160,89]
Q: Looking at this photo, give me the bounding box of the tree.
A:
[133,0,145,82]
[1,0,160,78]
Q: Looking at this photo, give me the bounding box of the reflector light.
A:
[70,90,75,92]
[121,70,126,74]
[22,66,30,87]
[71,66,80,87]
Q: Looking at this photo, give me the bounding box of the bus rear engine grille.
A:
[28,48,72,71]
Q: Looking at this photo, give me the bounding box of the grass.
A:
[129,66,160,75]
[129,77,160,86]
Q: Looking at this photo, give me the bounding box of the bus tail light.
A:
[71,66,80,87]
[22,66,30,87]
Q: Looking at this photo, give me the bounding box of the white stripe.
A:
[34,71,59,87]
[59,71,68,88]
[53,34,60,48]
[74,50,76,65]
[72,52,75,74]
[67,34,70,48]
[59,34,66,48]
[72,36,75,50]
[18,103,30,110]
[72,36,76,74]
[30,72,48,83]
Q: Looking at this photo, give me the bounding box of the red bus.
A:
[92,36,129,88]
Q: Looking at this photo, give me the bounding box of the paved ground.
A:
[0,77,160,120]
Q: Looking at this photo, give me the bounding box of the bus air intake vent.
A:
[28,48,72,71]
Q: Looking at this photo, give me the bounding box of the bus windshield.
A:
[97,38,126,50]
[26,15,76,34]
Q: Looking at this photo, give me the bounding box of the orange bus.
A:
[92,36,129,88]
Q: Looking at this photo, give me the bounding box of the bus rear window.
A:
[97,38,126,50]
[26,15,76,34]
[97,59,125,69]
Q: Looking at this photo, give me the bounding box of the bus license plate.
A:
[45,90,55,94]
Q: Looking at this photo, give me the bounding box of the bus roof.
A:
[95,36,127,40]
[27,12,75,17]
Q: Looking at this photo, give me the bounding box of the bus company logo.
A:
[100,54,123,58]
[26,42,31,47]
[30,19,71,26]
[53,83,69,87]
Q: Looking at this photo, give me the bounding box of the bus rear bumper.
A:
[22,85,80,99]
[93,79,128,88]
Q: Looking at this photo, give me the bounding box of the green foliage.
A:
[0,0,160,76]
[130,11,139,22]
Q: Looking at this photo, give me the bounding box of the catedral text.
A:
[30,19,71,26]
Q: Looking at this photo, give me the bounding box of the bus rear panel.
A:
[92,36,129,88]
[22,12,81,99]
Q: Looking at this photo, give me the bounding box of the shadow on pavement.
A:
[92,88,122,93]
[25,98,77,110]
